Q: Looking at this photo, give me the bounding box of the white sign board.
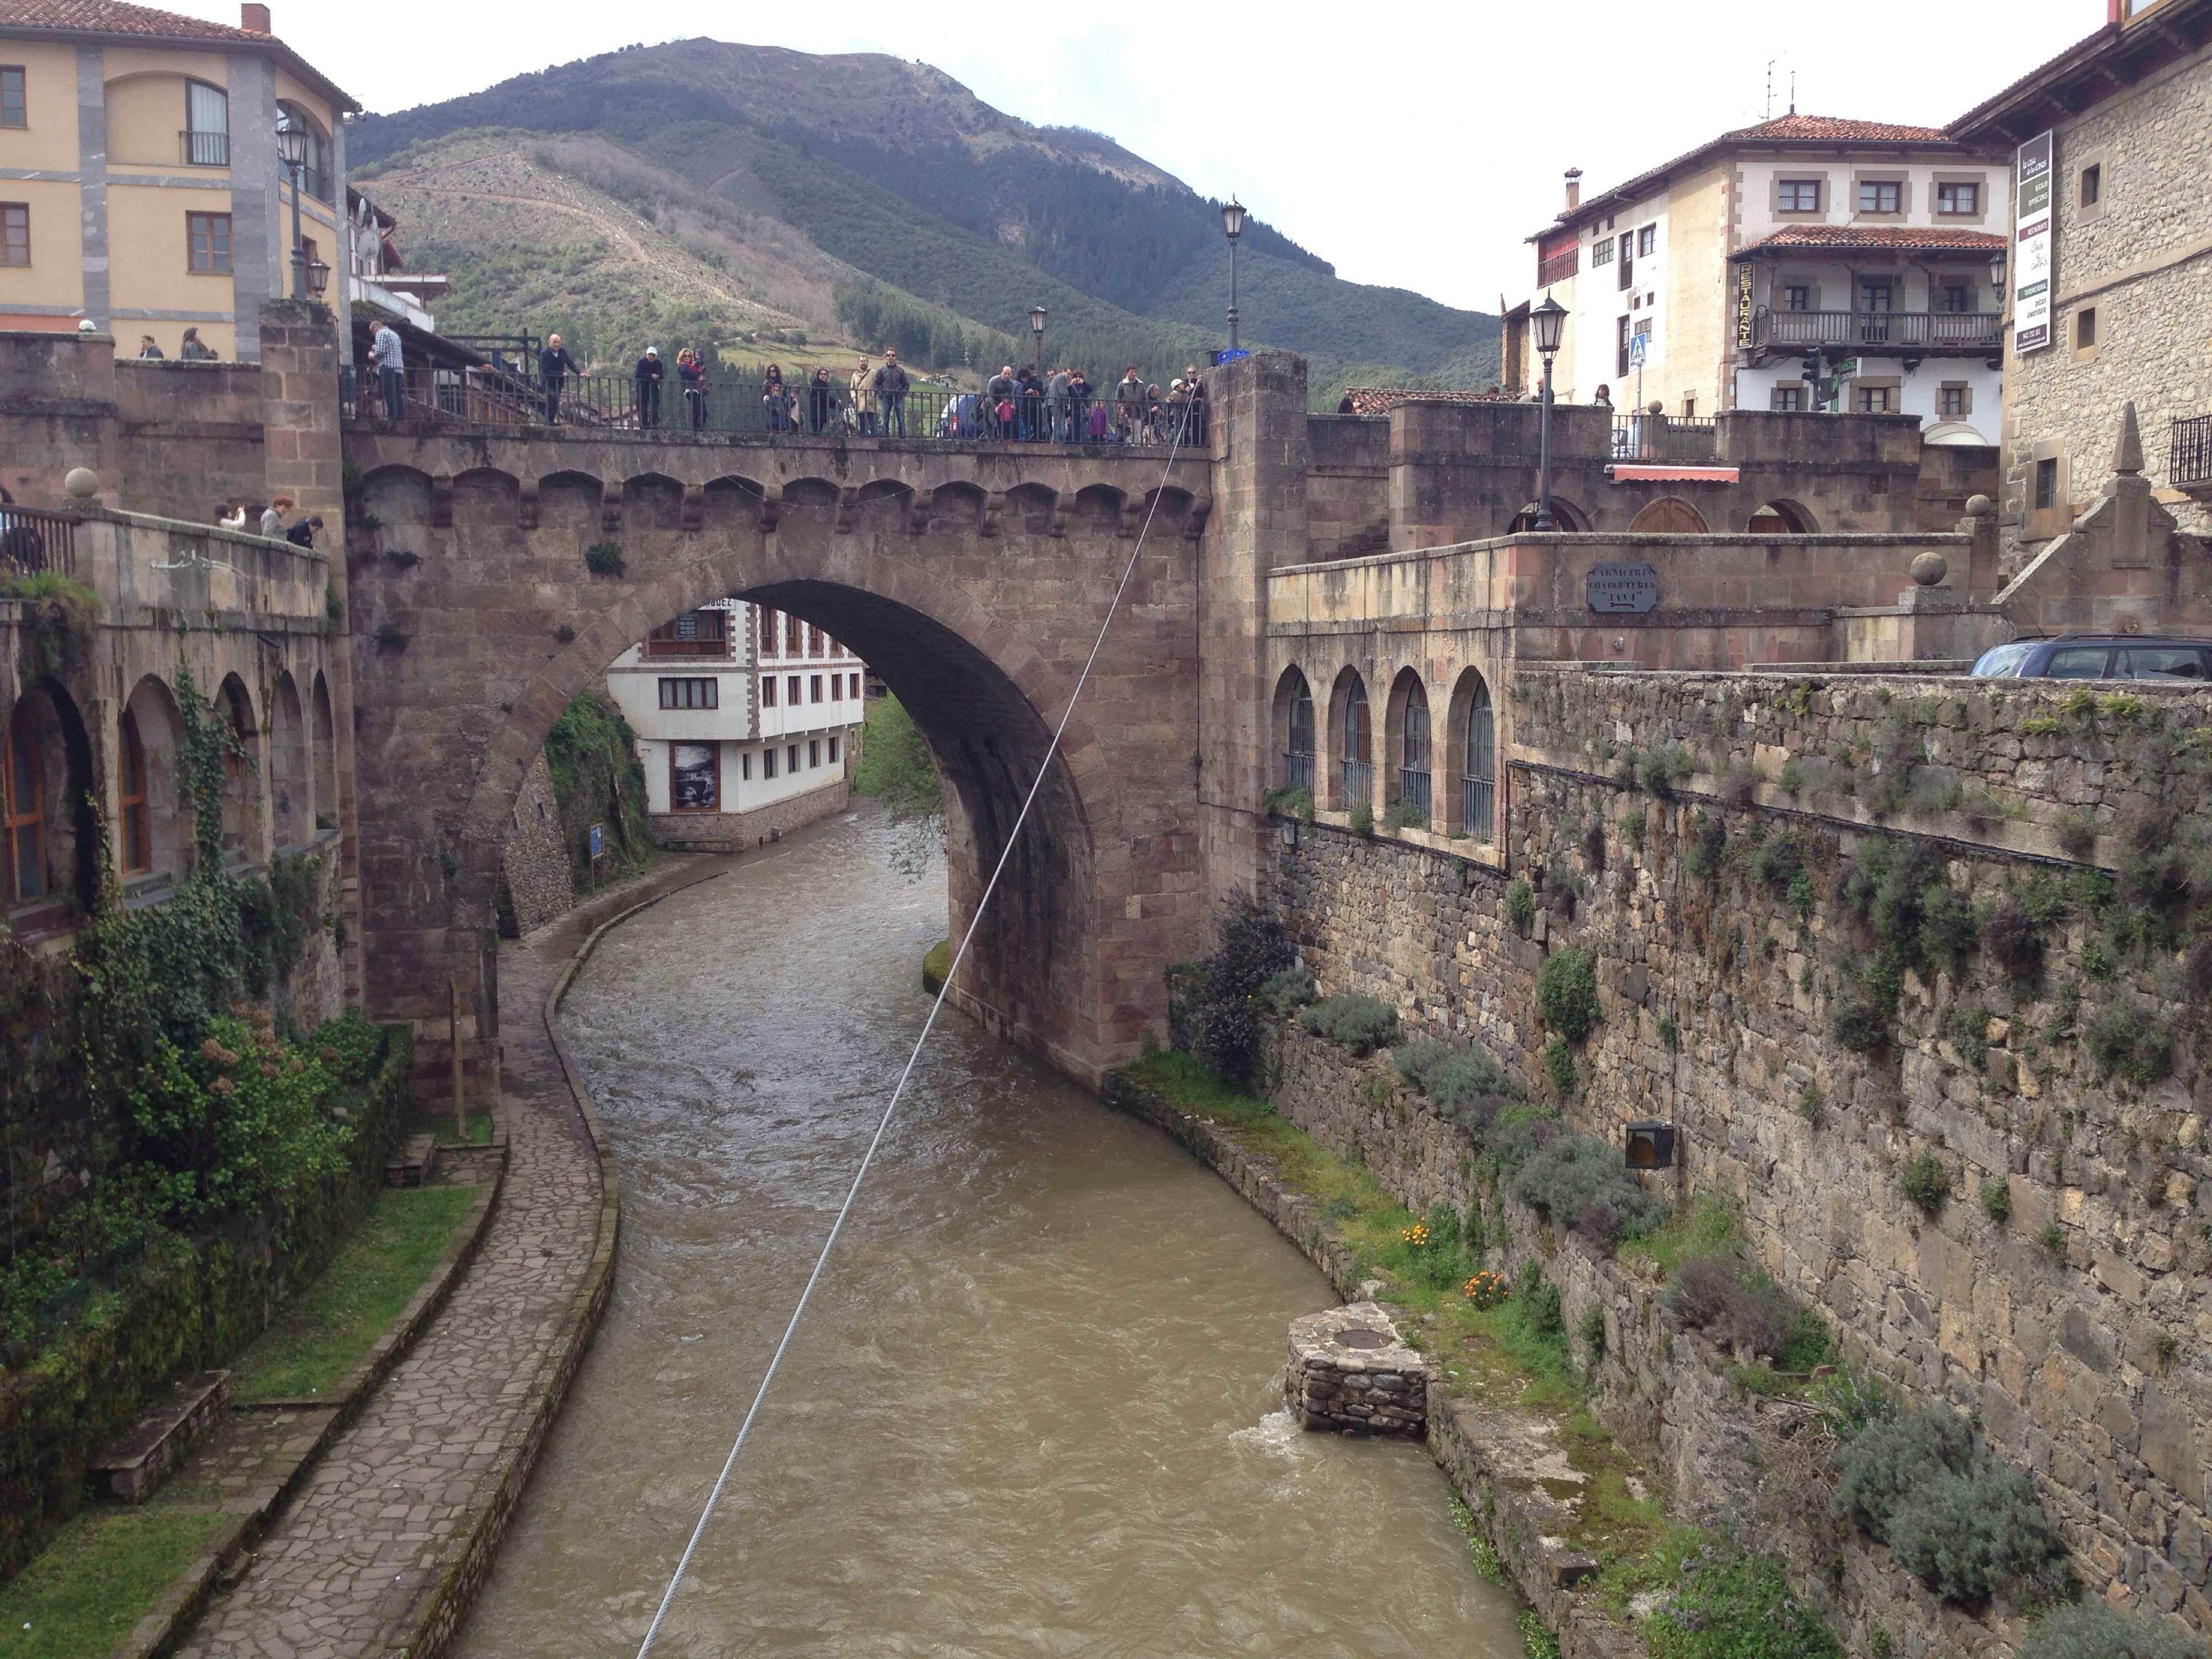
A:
[2014,132,2054,354]
[1627,332,1648,369]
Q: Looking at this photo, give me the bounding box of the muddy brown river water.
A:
[453,811,1523,1657]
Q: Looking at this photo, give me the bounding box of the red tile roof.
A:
[1735,225,2007,257]
[1341,387,1521,416]
[1720,113,1951,144]
[0,0,270,39]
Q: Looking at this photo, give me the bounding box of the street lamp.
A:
[1988,247,2008,310]
[1530,291,1568,533]
[1029,304,1047,378]
[1222,196,1245,352]
[275,116,309,300]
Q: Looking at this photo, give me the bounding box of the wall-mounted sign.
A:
[1212,348,1250,366]
[1734,263,1755,349]
[2014,132,2054,354]
[588,823,605,859]
[1587,561,1660,613]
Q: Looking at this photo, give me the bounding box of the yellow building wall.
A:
[0,179,86,317]
[1663,163,1732,415]
[108,181,234,324]
[0,43,83,171]
[104,69,219,171]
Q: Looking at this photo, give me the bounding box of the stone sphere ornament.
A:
[64,466,99,498]
[1910,550,1949,588]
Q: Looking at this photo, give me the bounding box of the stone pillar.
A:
[258,301,363,1005]
[1196,351,1308,924]
[1286,1303,1427,1436]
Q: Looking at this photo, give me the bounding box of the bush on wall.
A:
[1164,890,1296,1088]
[2017,1603,2203,1659]
[1535,947,1600,1042]
[1299,993,1399,1056]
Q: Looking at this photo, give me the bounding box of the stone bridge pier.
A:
[341,425,1224,1084]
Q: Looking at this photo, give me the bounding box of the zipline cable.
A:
[632,404,1203,1657]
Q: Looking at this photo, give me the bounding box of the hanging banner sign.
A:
[2014,132,2054,353]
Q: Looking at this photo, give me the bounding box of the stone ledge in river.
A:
[1286,1301,1426,1436]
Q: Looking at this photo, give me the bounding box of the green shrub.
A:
[1255,964,1317,1016]
[1982,896,2044,985]
[1518,1259,1565,1340]
[1578,1301,1606,1362]
[583,540,625,576]
[312,1014,387,1085]
[1543,1035,1576,1098]
[1348,800,1374,836]
[1683,810,1727,881]
[1581,817,1607,872]
[1621,808,1646,851]
[1647,1550,1843,1659]
[1898,1152,1949,1215]
[1657,1013,1679,1051]
[2053,810,2100,861]
[1639,744,1695,799]
[2084,998,2173,1087]
[1512,1133,1667,1247]
[1506,878,1536,934]
[2018,1604,2204,1659]
[1299,993,1400,1056]
[1168,891,1296,1088]
[1832,995,1888,1053]
[1393,1039,1520,1135]
[1535,947,1601,1042]
[1384,796,1428,832]
[1834,1409,1978,1535]
[1981,1180,2012,1224]
[1260,785,1314,821]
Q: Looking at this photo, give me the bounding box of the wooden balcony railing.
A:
[1749,309,2001,353]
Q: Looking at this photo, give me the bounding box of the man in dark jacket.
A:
[539,333,578,423]
[985,364,1015,439]
[634,346,664,429]
[873,349,910,438]
[1046,367,1072,443]
[1114,367,1145,442]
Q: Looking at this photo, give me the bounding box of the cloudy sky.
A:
[205,0,2099,315]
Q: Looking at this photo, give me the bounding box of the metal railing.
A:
[180,129,229,166]
[0,505,76,577]
[1462,774,1494,843]
[1284,750,1315,795]
[1537,248,1579,286]
[1340,759,1373,811]
[1397,768,1431,821]
[1611,415,1718,463]
[1750,309,2001,353]
[2173,415,2212,489]
[349,366,1209,448]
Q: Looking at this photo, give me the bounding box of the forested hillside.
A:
[351,39,1501,404]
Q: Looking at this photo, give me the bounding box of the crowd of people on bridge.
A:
[522,333,1207,445]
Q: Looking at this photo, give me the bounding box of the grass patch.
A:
[0,1507,229,1659]
[228,1184,478,1400]
[1618,1195,1742,1276]
[427,1110,497,1146]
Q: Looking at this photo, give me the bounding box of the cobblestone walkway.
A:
[177,857,725,1659]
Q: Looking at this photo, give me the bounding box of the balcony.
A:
[1537,248,1579,286]
[2173,415,2212,491]
[1747,308,2001,358]
[179,129,229,167]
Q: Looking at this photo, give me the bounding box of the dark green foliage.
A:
[1898,1152,1949,1215]
[1834,1409,1977,1533]
[1582,817,1606,873]
[1982,1180,2013,1224]
[1298,992,1399,1056]
[1543,1034,1576,1098]
[312,1014,387,1084]
[1669,1253,1832,1368]
[1512,1133,1667,1247]
[1536,947,1601,1042]
[1831,995,1889,1053]
[543,690,654,889]
[1260,785,1314,821]
[1938,1003,1989,1071]
[1684,810,1728,881]
[1578,1301,1606,1362]
[1384,796,1428,832]
[2083,998,2173,1087]
[1622,808,1646,851]
[1639,744,1694,799]
[1646,1549,1844,1659]
[1348,800,1375,837]
[1517,1259,1564,1340]
[1392,1038,1520,1136]
[1255,964,1316,1016]
[2018,1604,2204,1659]
[1171,891,1295,1088]
[583,540,625,576]
[1982,896,2044,985]
[1506,877,1536,934]
[852,693,945,877]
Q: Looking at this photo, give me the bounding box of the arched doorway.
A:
[1450,667,1496,843]
[1628,497,1708,533]
[1272,666,1316,797]
[120,676,187,884]
[4,680,98,921]
[1510,498,1588,533]
[1326,667,1373,814]
[5,699,46,906]
[217,674,260,869]
[1747,500,1816,534]
[269,674,309,852]
[1386,667,1431,826]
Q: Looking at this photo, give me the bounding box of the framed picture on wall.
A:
[670,743,718,811]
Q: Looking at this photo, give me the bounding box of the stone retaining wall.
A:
[649,778,850,853]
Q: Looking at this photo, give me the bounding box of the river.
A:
[454,810,1524,1657]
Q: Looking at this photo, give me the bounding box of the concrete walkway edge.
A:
[398,863,734,1659]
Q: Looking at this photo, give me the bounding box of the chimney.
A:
[1564,168,1583,212]
[241,4,271,32]
[2107,0,2124,20]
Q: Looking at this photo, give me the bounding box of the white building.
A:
[1505,114,2010,445]
[602,599,867,849]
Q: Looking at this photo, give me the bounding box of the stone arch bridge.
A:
[342,425,1222,1084]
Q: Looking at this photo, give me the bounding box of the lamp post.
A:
[1530,291,1568,532]
[275,116,309,300]
[1030,304,1047,379]
[1222,196,1245,351]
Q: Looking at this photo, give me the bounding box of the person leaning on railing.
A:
[679,347,709,430]
[539,334,578,424]
[1114,367,1144,442]
[371,320,405,420]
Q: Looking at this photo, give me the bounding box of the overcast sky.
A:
[204,0,2098,315]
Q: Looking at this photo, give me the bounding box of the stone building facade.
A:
[1951,0,2212,554]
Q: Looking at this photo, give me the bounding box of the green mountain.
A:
[349,40,1499,405]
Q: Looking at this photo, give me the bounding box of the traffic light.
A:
[1800,351,1820,384]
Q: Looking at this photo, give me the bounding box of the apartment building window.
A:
[1940,283,1973,314]
[809,674,823,703]
[1939,384,1970,419]
[786,675,800,705]
[1935,181,1980,216]
[761,745,778,779]
[1615,315,1630,378]
[1771,385,1804,412]
[807,624,823,654]
[741,750,753,781]
[808,740,821,769]
[830,675,843,702]
[785,613,802,653]
[1857,179,1901,214]
[786,744,799,774]
[1637,225,1656,257]
[1618,233,1634,290]
[1783,284,1809,312]
[1777,179,1821,213]
[2080,164,2101,207]
[187,211,232,274]
[761,676,777,707]
[1590,236,1613,267]
[759,608,779,656]
[670,743,718,811]
[276,102,332,202]
[2034,457,2058,510]
[827,735,840,763]
[1,67,25,129]
[658,677,718,710]
[1856,385,1894,413]
[1,204,26,267]
[2075,307,2098,349]
[184,80,228,166]
[848,672,861,698]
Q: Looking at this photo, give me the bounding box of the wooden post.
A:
[448,973,466,1141]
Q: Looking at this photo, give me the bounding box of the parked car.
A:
[1970,636,2212,681]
